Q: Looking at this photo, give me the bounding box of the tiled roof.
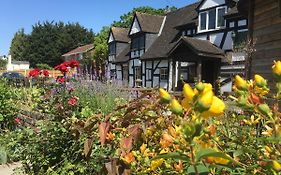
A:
[111,27,130,43]
[113,45,130,63]
[62,44,94,57]
[141,2,200,60]
[135,12,165,34]
[169,37,225,59]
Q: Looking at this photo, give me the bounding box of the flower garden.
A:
[0,61,281,175]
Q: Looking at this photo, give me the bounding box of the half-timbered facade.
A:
[108,0,248,92]
[107,27,130,84]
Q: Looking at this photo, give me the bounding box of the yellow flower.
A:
[234,75,248,90]
[243,115,261,126]
[183,83,195,101]
[159,88,171,103]
[254,74,267,87]
[140,144,147,154]
[272,60,281,77]
[197,90,214,112]
[122,152,135,165]
[171,99,183,114]
[207,96,225,116]
[272,160,281,171]
[262,125,273,136]
[202,83,213,95]
[181,98,191,110]
[151,158,164,170]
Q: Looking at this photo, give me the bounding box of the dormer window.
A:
[199,6,227,32]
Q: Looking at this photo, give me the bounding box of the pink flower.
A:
[15,117,20,124]
[68,96,78,106]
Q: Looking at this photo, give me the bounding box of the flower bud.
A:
[171,99,183,115]
[197,91,214,112]
[254,74,267,87]
[234,75,248,91]
[272,60,281,78]
[272,160,281,171]
[195,82,205,92]
[258,103,272,118]
[183,83,195,101]
[159,88,171,103]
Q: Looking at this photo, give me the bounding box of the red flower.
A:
[41,70,49,77]
[29,69,40,77]
[15,117,20,124]
[68,60,79,68]
[54,64,68,73]
[57,77,65,84]
[68,96,78,106]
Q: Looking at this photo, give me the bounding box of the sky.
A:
[0,0,196,56]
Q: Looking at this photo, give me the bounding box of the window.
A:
[135,66,141,80]
[199,6,226,32]
[233,31,248,50]
[160,68,168,81]
[123,66,128,80]
[208,9,216,30]
[200,12,207,31]
[109,42,116,55]
[217,7,226,28]
[131,35,145,51]
[146,69,152,80]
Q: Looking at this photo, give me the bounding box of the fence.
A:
[0,70,66,78]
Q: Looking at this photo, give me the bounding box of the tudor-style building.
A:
[107,27,130,82]
[108,0,248,92]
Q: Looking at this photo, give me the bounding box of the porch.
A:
[168,37,225,91]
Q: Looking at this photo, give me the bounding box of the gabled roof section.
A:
[168,37,225,59]
[197,0,226,10]
[141,2,200,60]
[113,45,130,63]
[129,12,165,35]
[110,27,130,43]
[62,44,94,57]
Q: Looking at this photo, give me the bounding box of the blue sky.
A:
[0,0,196,56]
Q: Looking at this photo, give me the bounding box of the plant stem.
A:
[190,145,199,175]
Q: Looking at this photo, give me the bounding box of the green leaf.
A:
[187,164,209,175]
[0,114,3,122]
[195,148,233,162]
[152,152,190,161]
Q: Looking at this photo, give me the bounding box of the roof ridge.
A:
[167,1,200,15]
[135,11,165,18]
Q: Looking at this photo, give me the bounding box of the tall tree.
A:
[9,29,29,61]
[9,21,95,67]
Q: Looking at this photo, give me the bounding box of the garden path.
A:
[0,162,22,175]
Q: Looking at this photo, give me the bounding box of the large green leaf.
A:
[152,152,190,161]
[187,164,209,175]
[195,148,233,162]
[0,147,7,164]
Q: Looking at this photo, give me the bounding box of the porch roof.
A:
[168,37,226,59]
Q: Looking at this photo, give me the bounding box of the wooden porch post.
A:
[172,61,176,91]
[197,60,202,82]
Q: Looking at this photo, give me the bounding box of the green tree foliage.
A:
[9,21,95,67]
[93,26,110,64]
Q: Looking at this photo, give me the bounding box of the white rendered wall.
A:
[130,17,141,35]
[199,0,225,10]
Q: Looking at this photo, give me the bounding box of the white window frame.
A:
[198,5,227,33]
[216,6,227,28]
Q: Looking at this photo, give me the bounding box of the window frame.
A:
[160,68,168,81]
[216,6,227,28]
[198,5,227,33]
[108,42,116,55]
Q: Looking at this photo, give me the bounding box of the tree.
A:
[9,29,29,61]
[9,21,95,67]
